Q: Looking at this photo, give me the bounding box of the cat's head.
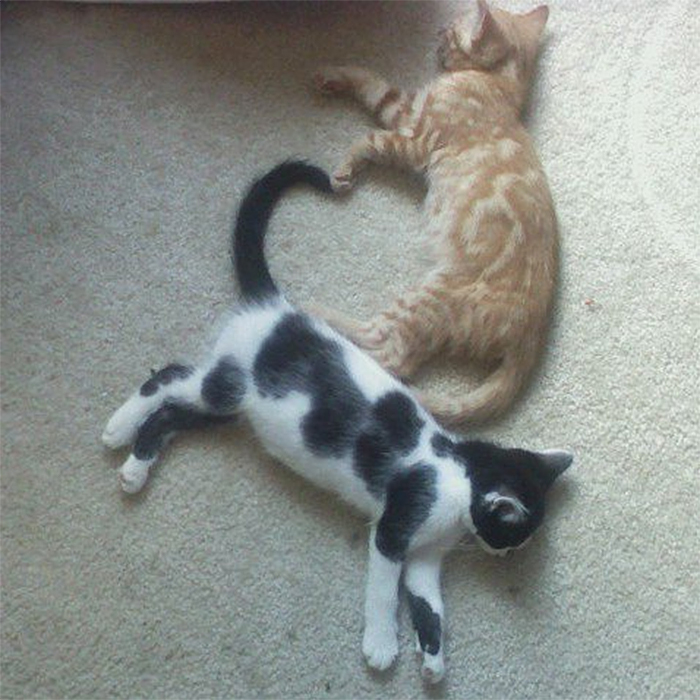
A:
[434,435,572,554]
[438,0,548,83]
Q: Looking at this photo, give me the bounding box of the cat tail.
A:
[233,160,333,302]
[415,345,538,425]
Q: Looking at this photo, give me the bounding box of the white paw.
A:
[421,652,445,684]
[102,424,133,450]
[119,456,151,494]
[102,399,142,449]
[362,626,398,671]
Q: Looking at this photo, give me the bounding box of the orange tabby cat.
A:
[312,0,558,425]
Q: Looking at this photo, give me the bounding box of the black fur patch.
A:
[140,364,193,397]
[202,356,246,414]
[353,393,425,498]
[254,313,369,456]
[375,465,437,562]
[133,403,229,460]
[430,432,454,458]
[373,392,424,453]
[353,429,395,498]
[407,593,441,655]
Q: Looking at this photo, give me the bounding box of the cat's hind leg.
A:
[118,402,230,494]
[102,364,195,449]
[309,302,422,379]
[312,273,451,379]
[105,356,246,493]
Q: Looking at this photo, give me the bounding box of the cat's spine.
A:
[233,160,333,302]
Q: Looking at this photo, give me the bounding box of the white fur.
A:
[361,530,403,669]
[119,455,153,494]
[102,394,155,448]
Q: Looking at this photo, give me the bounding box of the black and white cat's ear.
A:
[484,492,529,524]
[534,449,574,490]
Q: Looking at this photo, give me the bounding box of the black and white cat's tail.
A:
[233,160,333,302]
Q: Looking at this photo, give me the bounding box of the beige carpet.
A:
[1,2,699,698]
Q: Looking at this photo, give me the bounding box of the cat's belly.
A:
[244,391,381,517]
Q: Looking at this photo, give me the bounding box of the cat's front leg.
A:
[404,550,446,684]
[362,467,438,671]
[362,525,402,671]
[313,65,413,129]
[332,129,429,192]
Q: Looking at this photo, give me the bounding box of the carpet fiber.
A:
[1,2,699,698]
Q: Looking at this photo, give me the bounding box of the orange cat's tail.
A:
[414,348,538,425]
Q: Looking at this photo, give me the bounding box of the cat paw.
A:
[102,403,140,449]
[331,166,356,193]
[313,67,349,95]
[359,325,389,349]
[362,626,398,671]
[119,456,151,494]
[420,652,445,684]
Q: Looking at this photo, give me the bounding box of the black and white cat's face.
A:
[434,436,572,555]
[466,442,572,554]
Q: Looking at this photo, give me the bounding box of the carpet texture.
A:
[1,2,699,698]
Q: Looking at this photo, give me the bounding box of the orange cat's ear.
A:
[469,0,509,65]
[522,5,549,39]
[473,0,497,44]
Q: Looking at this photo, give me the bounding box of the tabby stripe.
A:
[389,91,416,128]
[374,88,401,118]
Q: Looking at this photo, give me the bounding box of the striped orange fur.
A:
[313,0,557,425]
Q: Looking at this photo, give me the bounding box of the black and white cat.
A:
[102,161,573,684]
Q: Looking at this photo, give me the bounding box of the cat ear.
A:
[521,5,549,39]
[535,449,574,489]
[473,0,497,43]
[485,492,529,524]
[469,0,509,65]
